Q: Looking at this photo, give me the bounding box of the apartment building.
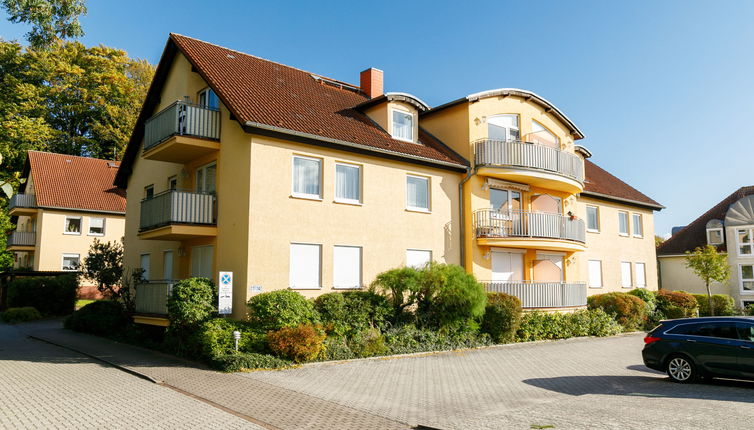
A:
[7,151,126,298]
[658,187,754,308]
[115,34,661,324]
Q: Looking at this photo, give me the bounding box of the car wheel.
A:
[666,355,696,383]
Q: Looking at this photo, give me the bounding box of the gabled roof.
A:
[582,160,664,210]
[115,34,468,187]
[657,186,754,255]
[22,151,126,214]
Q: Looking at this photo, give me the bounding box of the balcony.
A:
[8,194,37,216]
[142,101,220,163]
[7,231,36,250]
[474,139,584,193]
[134,280,175,325]
[483,281,587,309]
[138,190,217,240]
[473,209,586,252]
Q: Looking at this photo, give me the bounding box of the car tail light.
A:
[644,336,661,345]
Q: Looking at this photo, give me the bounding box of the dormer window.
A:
[706,219,724,245]
[488,114,519,142]
[198,88,219,110]
[391,109,414,142]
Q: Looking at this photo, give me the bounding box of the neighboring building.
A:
[7,151,126,298]
[114,34,662,325]
[658,187,754,308]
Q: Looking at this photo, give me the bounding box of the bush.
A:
[194,318,266,359]
[314,291,392,337]
[628,288,657,309]
[319,336,356,361]
[481,293,522,343]
[64,301,130,337]
[247,290,319,332]
[745,304,754,316]
[1,307,42,323]
[369,266,422,319]
[417,263,487,331]
[167,278,217,328]
[210,353,291,372]
[692,294,735,316]
[382,323,491,355]
[6,274,78,315]
[266,323,326,363]
[516,309,622,342]
[347,328,388,358]
[587,292,647,330]
[656,290,697,319]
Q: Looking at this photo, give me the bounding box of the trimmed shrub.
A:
[266,323,326,363]
[7,274,78,315]
[382,323,491,355]
[319,336,356,361]
[692,294,735,316]
[195,318,266,359]
[515,309,622,342]
[587,292,647,330]
[247,290,319,332]
[314,291,392,337]
[418,263,487,331]
[167,278,216,328]
[481,293,522,343]
[210,353,291,372]
[64,301,130,336]
[628,288,657,310]
[347,328,388,358]
[1,307,42,323]
[656,290,697,319]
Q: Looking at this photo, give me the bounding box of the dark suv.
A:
[642,316,754,383]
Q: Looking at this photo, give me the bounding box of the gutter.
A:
[36,206,126,216]
[580,191,665,211]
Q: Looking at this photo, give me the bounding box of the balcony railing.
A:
[474,139,584,183]
[140,190,216,232]
[9,194,37,210]
[473,209,585,243]
[143,101,220,152]
[135,280,176,315]
[483,281,587,308]
[7,231,35,247]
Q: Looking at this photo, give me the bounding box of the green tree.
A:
[2,0,87,48]
[655,235,665,247]
[685,245,730,316]
[80,238,123,299]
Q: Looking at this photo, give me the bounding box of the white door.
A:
[163,250,174,280]
[491,251,524,282]
[191,245,214,279]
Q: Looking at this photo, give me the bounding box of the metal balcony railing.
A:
[143,101,220,152]
[9,194,37,210]
[135,280,177,315]
[483,281,587,308]
[7,231,35,247]
[139,190,216,232]
[474,139,584,183]
[473,209,586,243]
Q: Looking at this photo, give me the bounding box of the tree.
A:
[655,235,665,248]
[685,245,730,316]
[2,0,87,48]
[80,238,123,298]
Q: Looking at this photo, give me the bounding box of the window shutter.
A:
[406,249,432,268]
[290,244,321,288]
[588,260,602,288]
[333,246,361,288]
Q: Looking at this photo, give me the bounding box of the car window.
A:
[709,323,740,340]
[667,323,701,336]
[736,323,754,342]
[667,322,739,339]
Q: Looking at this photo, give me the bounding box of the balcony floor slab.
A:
[477,237,586,252]
[477,166,583,194]
[142,135,219,163]
[138,224,217,241]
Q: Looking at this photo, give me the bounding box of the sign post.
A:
[218,271,233,315]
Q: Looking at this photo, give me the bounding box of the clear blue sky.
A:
[2,1,753,237]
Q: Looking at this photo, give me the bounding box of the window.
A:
[487,114,520,141]
[198,88,219,110]
[406,175,430,212]
[635,262,647,288]
[529,120,559,148]
[618,211,629,236]
[88,217,105,236]
[196,161,217,194]
[588,260,603,288]
[292,156,322,199]
[333,246,362,289]
[190,245,214,279]
[168,176,178,190]
[586,206,600,232]
[64,216,81,235]
[736,322,754,342]
[667,322,740,339]
[140,254,151,281]
[335,163,361,204]
[163,250,174,280]
[706,219,724,245]
[144,185,154,199]
[290,243,321,289]
[490,188,521,214]
[738,228,754,256]
[632,213,643,237]
[62,253,80,271]
[391,109,414,141]
[620,262,632,288]
[740,264,754,293]
[406,249,432,268]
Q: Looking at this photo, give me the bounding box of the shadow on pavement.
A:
[626,364,664,374]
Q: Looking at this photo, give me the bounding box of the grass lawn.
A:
[75,299,95,309]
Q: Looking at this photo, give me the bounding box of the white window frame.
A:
[88,217,106,236]
[332,245,362,289]
[140,253,151,281]
[588,260,603,288]
[168,175,178,190]
[289,243,322,290]
[291,155,323,200]
[632,213,643,238]
[487,114,520,142]
[406,174,431,213]
[63,216,82,235]
[334,162,362,205]
[620,261,633,288]
[706,228,724,245]
[390,108,415,142]
[618,211,629,236]
[586,206,600,232]
[196,161,217,194]
[198,87,220,110]
[635,262,647,288]
[61,253,80,271]
[737,228,754,256]
[739,264,754,295]
[406,249,432,269]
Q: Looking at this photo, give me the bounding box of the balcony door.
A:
[196,162,216,194]
[163,250,174,280]
[490,189,522,235]
[191,245,214,279]
[491,250,524,282]
[488,114,519,142]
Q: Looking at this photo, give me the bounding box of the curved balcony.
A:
[474,139,584,193]
[473,209,586,252]
[483,281,587,308]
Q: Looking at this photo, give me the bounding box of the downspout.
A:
[459,166,476,268]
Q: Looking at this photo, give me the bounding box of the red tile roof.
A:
[26,151,126,213]
[582,160,663,209]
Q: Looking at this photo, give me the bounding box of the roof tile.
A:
[583,160,662,209]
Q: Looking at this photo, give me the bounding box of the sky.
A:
[2,0,753,237]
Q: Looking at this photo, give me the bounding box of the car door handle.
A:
[686,339,697,343]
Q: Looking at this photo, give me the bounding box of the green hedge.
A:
[7,274,78,315]
[313,291,392,337]
[64,301,130,336]
[480,293,522,343]
[382,324,491,355]
[167,278,217,328]
[516,309,622,342]
[656,290,697,319]
[210,353,291,372]
[587,292,647,330]
[247,290,319,332]
[692,294,735,316]
[194,318,266,359]
[1,306,42,323]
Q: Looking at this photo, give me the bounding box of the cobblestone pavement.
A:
[0,322,257,430]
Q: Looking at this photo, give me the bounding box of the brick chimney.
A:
[360,68,383,99]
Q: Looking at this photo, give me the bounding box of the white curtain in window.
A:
[406,249,432,269]
[89,217,105,235]
[205,163,217,193]
[407,176,429,210]
[140,254,151,281]
[335,164,360,202]
[293,157,321,196]
[621,262,632,287]
[290,244,321,288]
[333,246,361,288]
[632,214,643,236]
[392,110,413,140]
[588,260,602,288]
[635,262,646,287]
[619,212,629,234]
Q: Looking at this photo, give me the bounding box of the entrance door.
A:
[491,251,524,282]
[191,245,214,279]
